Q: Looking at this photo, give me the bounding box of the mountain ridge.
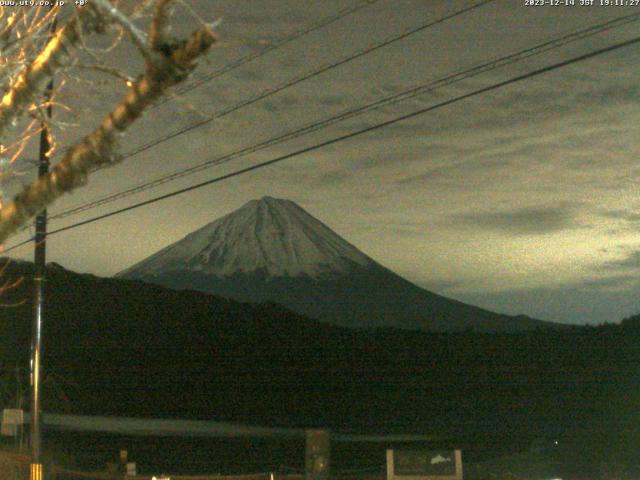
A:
[118,196,562,332]
[118,196,375,280]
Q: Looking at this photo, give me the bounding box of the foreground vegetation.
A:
[0,261,638,473]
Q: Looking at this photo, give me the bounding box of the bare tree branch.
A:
[0,19,216,243]
[149,0,175,51]
[91,0,153,62]
[0,5,106,141]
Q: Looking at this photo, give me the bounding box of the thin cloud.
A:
[600,209,640,223]
[262,94,300,112]
[580,274,639,290]
[396,157,510,186]
[449,204,583,236]
[453,278,640,325]
[601,251,640,271]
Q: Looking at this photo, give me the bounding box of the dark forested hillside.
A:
[0,260,639,469]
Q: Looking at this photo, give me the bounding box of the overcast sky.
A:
[3,0,640,325]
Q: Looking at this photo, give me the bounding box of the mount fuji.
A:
[117,196,556,332]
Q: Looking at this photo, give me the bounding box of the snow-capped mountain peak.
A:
[118,196,375,279]
[117,196,559,332]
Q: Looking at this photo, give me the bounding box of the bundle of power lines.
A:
[5,0,640,253]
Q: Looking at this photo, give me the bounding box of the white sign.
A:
[387,449,463,480]
[1,409,24,437]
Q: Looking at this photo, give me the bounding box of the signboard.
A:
[305,429,330,480]
[1,409,24,437]
[387,449,462,480]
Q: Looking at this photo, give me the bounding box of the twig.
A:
[90,0,153,62]
[0,22,216,243]
[0,5,106,141]
[149,0,175,50]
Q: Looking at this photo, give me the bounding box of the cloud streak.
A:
[448,204,584,236]
[601,250,640,271]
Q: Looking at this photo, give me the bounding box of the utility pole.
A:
[31,9,56,480]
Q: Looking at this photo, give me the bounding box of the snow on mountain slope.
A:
[118,196,375,280]
[118,196,560,332]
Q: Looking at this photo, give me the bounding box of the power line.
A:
[160,0,384,104]
[6,0,492,246]
[27,0,498,225]
[46,0,384,167]
[4,236,34,253]
[3,33,635,252]
[92,0,497,168]
[45,10,640,222]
